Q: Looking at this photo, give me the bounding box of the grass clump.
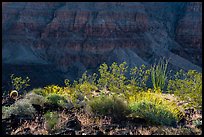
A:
[128,92,184,126]
[150,58,169,92]
[87,95,129,120]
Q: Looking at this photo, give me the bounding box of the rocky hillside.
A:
[2,2,202,89]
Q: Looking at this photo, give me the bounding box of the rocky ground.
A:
[2,95,202,135]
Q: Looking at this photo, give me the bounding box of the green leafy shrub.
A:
[63,80,85,108]
[45,93,73,109]
[25,92,46,106]
[129,64,151,91]
[10,74,30,94]
[79,82,98,100]
[78,71,98,86]
[7,99,36,118]
[87,95,129,119]
[167,69,202,109]
[97,62,128,93]
[44,111,59,131]
[128,92,184,126]
[150,58,169,92]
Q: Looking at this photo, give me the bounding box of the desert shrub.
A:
[78,71,98,86]
[8,99,36,118]
[63,79,84,107]
[64,88,83,108]
[10,74,30,94]
[44,111,59,132]
[79,82,98,100]
[87,95,129,119]
[167,69,202,109]
[150,58,169,92]
[45,93,73,109]
[97,62,128,93]
[25,92,46,106]
[129,64,151,91]
[31,88,47,97]
[128,92,184,126]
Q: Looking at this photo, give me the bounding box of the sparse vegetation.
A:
[2,61,202,135]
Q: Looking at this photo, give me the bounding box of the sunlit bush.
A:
[97,62,128,94]
[168,69,202,109]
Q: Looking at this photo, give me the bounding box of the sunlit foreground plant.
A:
[168,70,202,109]
[128,92,184,126]
[86,95,129,120]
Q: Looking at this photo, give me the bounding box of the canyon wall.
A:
[2,2,202,89]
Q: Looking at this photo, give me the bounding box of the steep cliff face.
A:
[2,2,202,88]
